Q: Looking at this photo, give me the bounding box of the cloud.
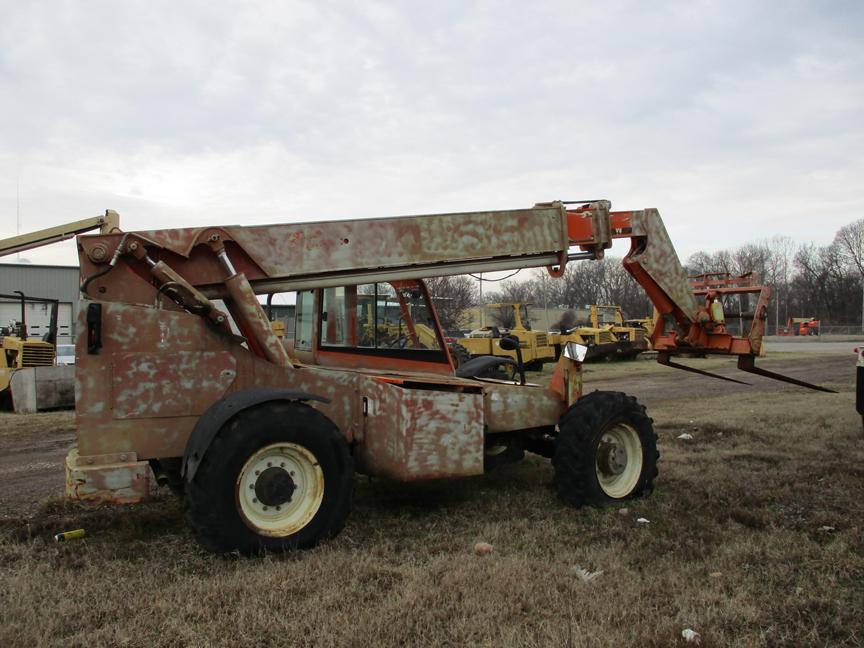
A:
[1,1,862,266]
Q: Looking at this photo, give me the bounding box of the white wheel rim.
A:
[595,423,643,498]
[236,443,324,537]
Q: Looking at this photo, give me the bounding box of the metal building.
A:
[0,263,80,344]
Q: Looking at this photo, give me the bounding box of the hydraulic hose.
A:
[80,233,130,297]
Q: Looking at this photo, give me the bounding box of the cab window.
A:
[320,281,443,354]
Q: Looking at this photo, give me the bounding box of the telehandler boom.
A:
[67,200,830,554]
[0,211,119,258]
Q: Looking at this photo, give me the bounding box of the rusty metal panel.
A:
[359,380,484,480]
[75,300,365,459]
[112,351,236,418]
[483,382,564,433]
[65,448,150,504]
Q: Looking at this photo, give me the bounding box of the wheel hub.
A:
[594,423,644,499]
[236,442,325,537]
[254,467,296,507]
[597,440,628,475]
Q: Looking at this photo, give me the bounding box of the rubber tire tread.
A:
[185,401,353,555]
[552,390,658,507]
[449,343,471,369]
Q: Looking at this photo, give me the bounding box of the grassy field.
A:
[1,354,862,647]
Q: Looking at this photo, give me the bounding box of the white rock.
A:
[677,433,694,440]
[636,517,650,524]
[818,525,836,533]
[682,628,701,644]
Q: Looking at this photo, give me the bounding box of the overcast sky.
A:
[1,1,862,267]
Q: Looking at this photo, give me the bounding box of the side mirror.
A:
[498,335,525,385]
[563,341,588,363]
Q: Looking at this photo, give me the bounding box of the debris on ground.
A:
[677,432,694,440]
[636,517,650,524]
[573,566,603,583]
[53,528,86,543]
[473,542,494,555]
[681,628,702,644]
[709,571,723,578]
[818,525,836,533]
[618,507,630,516]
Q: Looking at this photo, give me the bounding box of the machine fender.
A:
[455,355,517,379]
[182,389,330,482]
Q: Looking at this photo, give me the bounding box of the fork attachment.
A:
[656,352,751,386]
[737,355,837,393]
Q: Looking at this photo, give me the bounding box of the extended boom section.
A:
[76,201,829,389]
[78,206,581,297]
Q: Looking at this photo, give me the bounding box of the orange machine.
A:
[778,317,820,336]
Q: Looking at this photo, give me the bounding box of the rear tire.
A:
[553,391,658,507]
[186,401,353,555]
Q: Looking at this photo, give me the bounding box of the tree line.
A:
[427,218,864,333]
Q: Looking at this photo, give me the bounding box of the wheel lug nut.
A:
[249,484,254,489]
[290,471,295,477]
[255,470,260,476]
[267,462,272,467]
[280,463,285,468]
[262,506,268,511]
[252,498,258,503]
[276,506,281,511]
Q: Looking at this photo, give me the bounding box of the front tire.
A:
[553,391,658,507]
[186,401,353,554]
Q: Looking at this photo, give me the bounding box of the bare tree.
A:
[424,275,477,331]
[763,235,796,332]
[834,219,864,332]
[488,304,517,329]
[497,278,536,304]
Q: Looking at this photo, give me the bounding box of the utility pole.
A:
[16,176,21,262]
[775,284,779,336]
[478,273,483,328]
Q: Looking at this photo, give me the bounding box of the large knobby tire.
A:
[449,343,471,369]
[185,401,353,555]
[553,391,658,507]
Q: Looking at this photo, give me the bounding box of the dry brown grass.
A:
[1,356,862,647]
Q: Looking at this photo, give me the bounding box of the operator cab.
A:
[290,279,454,374]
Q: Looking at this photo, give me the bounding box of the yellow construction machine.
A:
[0,293,58,401]
[459,302,555,371]
[589,305,650,359]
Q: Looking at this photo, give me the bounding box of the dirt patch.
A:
[0,411,75,517]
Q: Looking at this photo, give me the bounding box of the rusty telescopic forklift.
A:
[68,201,831,554]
